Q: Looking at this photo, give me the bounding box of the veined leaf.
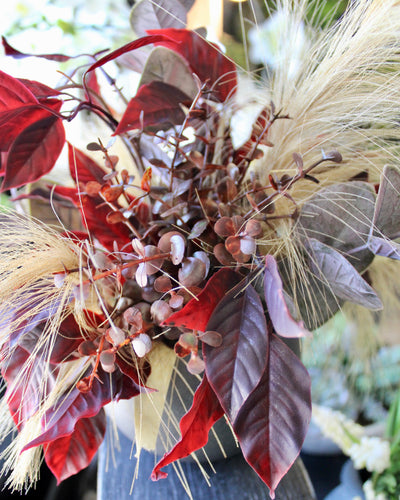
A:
[44,411,106,484]
[130,0,189,38]
[297,181,375,272]
[203,284,268,422]
[1,114,65,191]
[368,235,400,260]
[308,238,382,310]
[373,165,400,239]
[114,81,191,135]
[233,332,311,499]
[147,28,237,103]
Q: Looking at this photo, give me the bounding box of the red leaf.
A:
[233,332,311,498]
[114,81,190,135]
[0,105,55,152]
[0,70,37,110]
[203,284,268,422]
[1,114,65,191]
[2,36,73,62]
[18,79,62,99]
[53,186,132,251]
[264,255,311,338]
[147,29,237,102]
[44,410,106,483]
[151,375,223,480]
[84,34,174,76]
[68,144,106,184]
[162,268,242,331]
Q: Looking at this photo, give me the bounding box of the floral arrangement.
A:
[1,1,400,498]
[313,397,400,500]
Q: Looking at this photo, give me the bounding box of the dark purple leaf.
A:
[2,36,74,62]
[233,332,311,499]
[114,81,191,135]
[151,375,223,480]
[373,166,400,239]
[203,284,268,422]
[264,255,310,338]
[44,410,106,483]
[308,238,382,310]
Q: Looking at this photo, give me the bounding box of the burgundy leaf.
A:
[68,144,106,184]
[307,238,382,310]
[264,255,310,338]
[23,366,142,451]
[151,375,223,480]
[233,332,311,499]
[2,36,73,62]
[373,165,400,239]
[163,268,242,331]
[44,410,106,483]
[368,235,400,260]
[0,105,58,152]
[148,29,237,102]
[203,284,268,422]
[114,81,191,135]
[1,114,65,191]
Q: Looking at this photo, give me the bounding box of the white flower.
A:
[349,437,391,474]
[363,479,388,500]
[248,9,311,79]
[312,405,364,454]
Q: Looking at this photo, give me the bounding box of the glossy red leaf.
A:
[203,284,268,422]
[68,144,106,184]
[114,81,190,135]
[162,268,242,331]
[44,410,106,483]
[264,255,310,338]
[1,113,65,191]
[18,79,62,99]
[233,332,311,499]
[148,29,237,102]
[2,36,73,62]
[151,375,223,480]
[0,70,37,110]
